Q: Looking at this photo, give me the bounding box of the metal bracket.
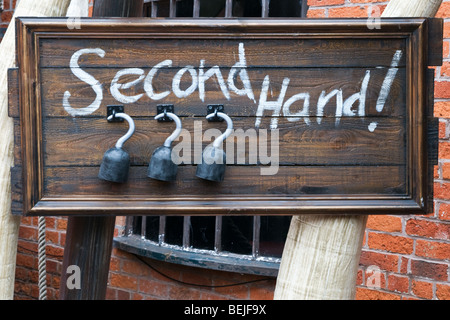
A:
[157,104,174,122]
[107,105,125,122]
[207,105,224,122]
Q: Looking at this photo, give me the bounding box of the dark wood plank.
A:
[10,166,23,216]
[43,165,407,198]
[427,18,443,67]
[7,68,19,118]
[40,66,406,117]
[59,215,116,300]
[42,117,406,166]
[38,38,407,69]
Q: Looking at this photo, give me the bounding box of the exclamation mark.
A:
[376,50,403,112]
[369,50,403,132]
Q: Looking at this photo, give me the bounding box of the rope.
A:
[37,216,47,300]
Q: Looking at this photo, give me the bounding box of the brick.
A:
[435,101,450,118]
[439,120,448,139]
[440,61,450,78]
[138,278,169,297]
[433,181,450,199]
[45,217,56,229]
[109,256,121,272]
[329,5,369,18]
[387,274,409,294]
[105,288,117,300]
[46,245,64,259]
[367,232,414,254]
[411,280,434,299]
[307,8,327,18]
[45,229,59,245]
[439,141,450,160]
[56,217,67,230]
[15,266,30,281]
[399,256,409,274]
[356,287,401,300]
[410,259,448,281]
[349,0,385,2]
[359,250,399,272]
[2,0,10,10]
[15,252,35,268]
[308,0,345,6]
[0,10,12,23]
[445,21,450,39]
[109,273,138,291]
[436,1,450,18]
[200,291,229,300]
[444,41,449,59]
[213,279,249,299]
[356,269,364,285]
[20,216,33,226]
[17,239,37,254]
[181,268,214,287]
[365,267,386,289]
[438,202,450,220]
[415,239,450,260]
[435,81,450,99]
[366,215,402,233]
[121,257,151,277]
[168,284,202,300]
[442,162,450,180]
[117,289,131,300]
[436,283,450,300]
[18,226,37,241]
[249,285,275,300]
[405,218,450,240]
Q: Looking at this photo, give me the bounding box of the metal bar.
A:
[225,0,233,18]
[252,216,261,258]
[261,0,269,18]
[141,216,147,239]
[159,216,166,244]
[214,216,223,252]
[193,0,200,17]
[183,216,191,248]
[125,216,133,236]
[151,2,158,17]
[169,0,177,17]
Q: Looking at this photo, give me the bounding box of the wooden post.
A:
[274,0,443,300]
[0,0,72,300]
[59,0,144,300]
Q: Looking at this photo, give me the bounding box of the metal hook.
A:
[155,112,182,148]
[107,112,135,149]
[206,112,233,149]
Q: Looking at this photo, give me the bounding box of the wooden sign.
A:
[9,17,441,216]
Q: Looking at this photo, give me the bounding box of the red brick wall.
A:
[308,0,450,301]
[2,0,449,300]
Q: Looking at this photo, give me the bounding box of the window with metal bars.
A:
[114,0,307,276]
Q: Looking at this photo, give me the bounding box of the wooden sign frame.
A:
[9,17,441,216]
